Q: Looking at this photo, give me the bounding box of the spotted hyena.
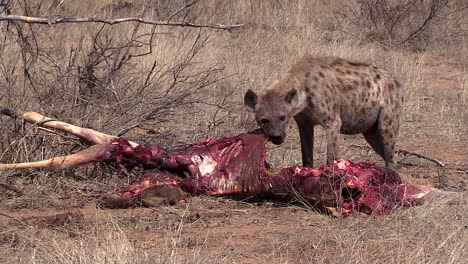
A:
[244,55,404,169]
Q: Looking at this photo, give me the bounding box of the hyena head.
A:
[244,88,299,145]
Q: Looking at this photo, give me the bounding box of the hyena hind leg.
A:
[362,114,397,168]
[362,123,386,162]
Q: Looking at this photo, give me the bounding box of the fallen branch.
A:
[349,144,446,168]
[0,15,244,30]
[396,149,446,167]
[167,0,201,21]
[0,211,84,227]
[0,182,22,195]
[0,212,23,224]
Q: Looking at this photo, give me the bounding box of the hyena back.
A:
[244,55,404,168]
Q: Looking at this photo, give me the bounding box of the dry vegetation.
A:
[0,0,467,263]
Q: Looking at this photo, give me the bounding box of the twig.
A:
[167,0,200,21]
[350,144,446,167]
[58,193,103,199]
[38,127,58,134]
[116,122,143,137]
[396,148,445,167]
[54,0,66,12]
[349,144,369,149]
[37,127,87,148]
[0,15,244,30]
[0,182,22,195]
[0,212,23,223]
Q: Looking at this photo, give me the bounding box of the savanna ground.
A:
[0,1,467,263]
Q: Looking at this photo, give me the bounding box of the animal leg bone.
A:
[0,144,106,170]
[1,107,140,170]
[0,107,138,146]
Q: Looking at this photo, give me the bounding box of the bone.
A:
[0,182,23,195]
[0,144,106,170]
[0,107,139,147]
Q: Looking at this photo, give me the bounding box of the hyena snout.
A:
[269,135,284,145]
[264,127,286,145]
[260,119,290,145]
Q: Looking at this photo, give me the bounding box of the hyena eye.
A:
[280,115,286,121]
[260,118,270,125]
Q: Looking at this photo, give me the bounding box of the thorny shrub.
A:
[0,3,226,180]
[341,0,467,49]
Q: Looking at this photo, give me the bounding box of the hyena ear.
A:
[244,89,258,112]
[285,88,299,105]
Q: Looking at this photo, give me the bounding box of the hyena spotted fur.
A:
[244,55,404,169]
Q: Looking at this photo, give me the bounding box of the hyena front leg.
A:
[324,119,341,165]
[295,114,315,167]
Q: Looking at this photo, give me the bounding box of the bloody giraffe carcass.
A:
[0,108,448,216]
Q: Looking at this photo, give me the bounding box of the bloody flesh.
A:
[96,131,429,215]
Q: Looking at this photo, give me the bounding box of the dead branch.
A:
[396,149,446,167]
[0,15,244,30]
[0,212,23,224]
[0,182,22,195]
[349,144,446,167]
[167,0,201,21]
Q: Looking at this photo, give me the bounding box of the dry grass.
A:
[0,0,467,263]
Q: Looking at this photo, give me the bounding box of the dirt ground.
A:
[0,171,466,263]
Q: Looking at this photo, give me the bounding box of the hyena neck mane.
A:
[263,70,308,115]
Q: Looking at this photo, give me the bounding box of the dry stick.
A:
[0,212,24,224]
[37,127,88,148]
[396,149,446,167]
[0,15,244,30]
[349,144,446,167]
[167,0,201,21]
[0,182,22,195]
